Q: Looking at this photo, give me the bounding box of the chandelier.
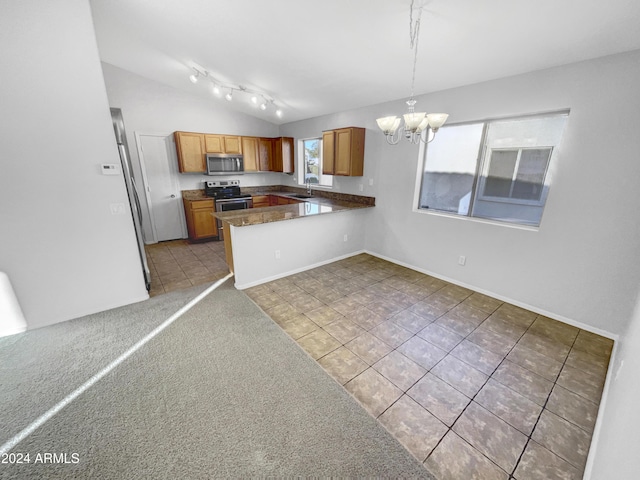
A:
[376,1,448,144]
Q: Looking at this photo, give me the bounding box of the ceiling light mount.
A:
[376,0,448,144]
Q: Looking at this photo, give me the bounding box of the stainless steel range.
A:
[204,180,253,240]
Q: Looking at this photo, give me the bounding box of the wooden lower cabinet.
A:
[183,199,217,240]
[251,195,270,208]
[253,194,303,208]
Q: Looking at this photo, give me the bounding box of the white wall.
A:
[0,0,149,330]
[231,209,369,289]
[281,50,640,337]
[587,292,640,478]
[100,63,290,241]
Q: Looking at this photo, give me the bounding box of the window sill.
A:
[412,207,540,232]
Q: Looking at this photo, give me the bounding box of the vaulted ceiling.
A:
[90,0,640,124]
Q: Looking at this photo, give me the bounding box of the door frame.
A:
[134,132,187,243]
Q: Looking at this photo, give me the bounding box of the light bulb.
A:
[189,72,199,84]
[225,91,233,101]
[250,95,258,105]
[275,109,283,118]
[212,84,221,96]
[259,102,267,111]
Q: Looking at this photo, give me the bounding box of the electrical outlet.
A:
[343,234,348,242]
[369,178,374,186]
[458,255,466,266]
[275,250,281,259]
[110,203,126,215]
[359,184,364,192]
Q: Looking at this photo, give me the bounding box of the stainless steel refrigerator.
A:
[110,108,151,291]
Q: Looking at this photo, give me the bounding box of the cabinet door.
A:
[223,136,242,154]
[273,138,283,172]
[251,195,270,208]
[280,137,294,173]
[175,132,205,173]
[258,138,273,171]
[204,134,224,153]
[322,131,335,175]
[183,199,216,240]
[334,129,353,176]
[192,209,217,238]
[241,137,259,171]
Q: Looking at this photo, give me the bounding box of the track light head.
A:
[189,71,199,83]
[225,90,233,101]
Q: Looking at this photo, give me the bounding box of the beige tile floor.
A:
[244,253,613,480]
[150,245,613,479]
[145,240,230,297]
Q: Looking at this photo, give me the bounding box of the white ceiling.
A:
[90,0,640,125]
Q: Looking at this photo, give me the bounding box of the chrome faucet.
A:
[306,179,312,196]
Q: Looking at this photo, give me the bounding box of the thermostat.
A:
[101,163,120,175]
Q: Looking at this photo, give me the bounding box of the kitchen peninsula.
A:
[211,189,375,289]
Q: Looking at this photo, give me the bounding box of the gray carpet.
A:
[0,279,433,478]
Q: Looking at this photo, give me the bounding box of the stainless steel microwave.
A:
[206,153,244,175]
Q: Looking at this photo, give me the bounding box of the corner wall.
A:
[586,291,640,478]
[0,0,149,329]
[99,63,284,242]
[281,49,640,337]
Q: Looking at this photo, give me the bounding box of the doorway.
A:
[135,133,186,243]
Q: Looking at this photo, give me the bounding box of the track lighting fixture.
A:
[187,63,283,118]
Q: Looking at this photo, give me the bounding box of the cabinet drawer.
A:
[189,199,214,209]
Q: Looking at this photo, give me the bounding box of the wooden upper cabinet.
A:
[258,138,274,171]
[204,134,242,154]
[322,131,335,176]
[241,137,259,172]
[272,137,294,173]
[322,127,365,176]
[175,131,296,174]
[223,136,242,154]
[175,131,206,173]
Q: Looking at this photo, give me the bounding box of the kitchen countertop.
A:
[212,195,373,227]
[181,186,374,227]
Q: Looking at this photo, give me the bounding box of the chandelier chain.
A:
[408,0,422,101]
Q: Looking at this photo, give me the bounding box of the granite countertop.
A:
[213,196,373,227]
[181,186,375,227]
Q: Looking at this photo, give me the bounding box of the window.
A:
[299,138,333,187]
[418,112,568,226]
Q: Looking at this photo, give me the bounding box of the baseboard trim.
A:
[234,250,367,290]
[364,249,618,341]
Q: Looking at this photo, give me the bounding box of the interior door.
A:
[137,134,185,242]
